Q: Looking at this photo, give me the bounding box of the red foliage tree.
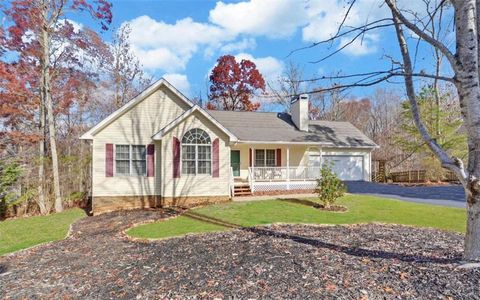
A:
[1,0,112,213]
[207,55,265,111]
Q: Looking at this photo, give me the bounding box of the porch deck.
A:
[230,166,321,196]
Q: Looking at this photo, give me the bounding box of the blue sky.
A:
[15,0,456,109]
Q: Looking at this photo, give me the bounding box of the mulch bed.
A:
[1,209,479,299]
[315,204,348,212]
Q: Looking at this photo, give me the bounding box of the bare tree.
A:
[294,0,480,261]
[108,23,152,110]
[269,61,305,112]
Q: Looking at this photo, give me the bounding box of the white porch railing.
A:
[248,166,322,182]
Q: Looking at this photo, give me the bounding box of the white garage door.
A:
[322,155,364,181]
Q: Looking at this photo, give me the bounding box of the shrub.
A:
[0,161,23,219]
[315,164,346,208]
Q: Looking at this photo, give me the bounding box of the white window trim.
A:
[254,149,277,167]
[114,144,147,177]
[181,143,212,176]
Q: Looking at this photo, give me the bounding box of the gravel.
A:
[0,209,479,299]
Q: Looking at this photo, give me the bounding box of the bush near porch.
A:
[127,194,466,239]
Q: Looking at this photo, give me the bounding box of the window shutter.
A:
[147,144,155,177]
[173,137,181,178]
[212,138,219,177]
[276,148,282,167]
[249,148,252,167]
[105,143,114,177]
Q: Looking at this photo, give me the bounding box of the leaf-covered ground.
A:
[0,209,478,299]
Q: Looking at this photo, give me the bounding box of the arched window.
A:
[182,128,212,175]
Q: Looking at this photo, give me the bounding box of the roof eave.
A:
[233,140,378,149]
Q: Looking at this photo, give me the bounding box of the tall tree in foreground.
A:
[299,0,480,260]
[4,0,112,213]
[207,55,265,111]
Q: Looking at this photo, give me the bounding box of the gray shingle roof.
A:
[207,110,377,148]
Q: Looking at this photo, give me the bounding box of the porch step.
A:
[234,185,252,197]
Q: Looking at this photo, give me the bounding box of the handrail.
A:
[248,167,254,194]
[229,167,235,198]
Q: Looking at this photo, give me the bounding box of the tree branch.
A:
[385,0,457,71]
[390,0,468,183]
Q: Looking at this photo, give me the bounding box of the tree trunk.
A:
[453,0,480,261]
[387,0,480,260]
[40,3,63,213]
[37,88,47,215]
[465,191,480,260]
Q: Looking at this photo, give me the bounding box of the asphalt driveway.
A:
[345,181,466,208]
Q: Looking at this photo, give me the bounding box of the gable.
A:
[80,79,193,140]
[153,106,237,142]
[163,110,231,143]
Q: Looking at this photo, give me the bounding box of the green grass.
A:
[0,208,86,256]
[127,194,466,239]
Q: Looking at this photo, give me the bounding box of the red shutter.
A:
[147,144,155,177]
[276,148,282,167]
[173,137,181,178]
[212,138,219,177]
[105,143,114,177]
[249,148,252,167]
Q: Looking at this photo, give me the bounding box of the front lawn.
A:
[0,208,87,256]
[127,194,466,239]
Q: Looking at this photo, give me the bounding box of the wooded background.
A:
[0,0,466,218]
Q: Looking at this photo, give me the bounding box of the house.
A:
[80,79,377,214]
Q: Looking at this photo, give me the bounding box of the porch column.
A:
[251,147,255,193]
[286,146,290,190]
[319,146,323,165]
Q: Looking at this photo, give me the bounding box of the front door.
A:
[231,150,240,177]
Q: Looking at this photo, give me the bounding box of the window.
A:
[308,148,321,167]
[182,128,211,175]
[131,145,147,176]
[255,149,276,167]
[115,145,146,176]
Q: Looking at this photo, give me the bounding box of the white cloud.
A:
[62,19,83,32]
[235,53,284,82]
[220,38,256,53]
[210,0,388,56]
[127,16,234,72]
[209,0,306,38]
[339,33,379,56]
[125,0,428,74]
[302,0,385,42]
[163,73,191,96]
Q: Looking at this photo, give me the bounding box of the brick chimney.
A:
[291,94,309,132]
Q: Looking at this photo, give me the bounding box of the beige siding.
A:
[161,111,231,198]
[91,85,190,196]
